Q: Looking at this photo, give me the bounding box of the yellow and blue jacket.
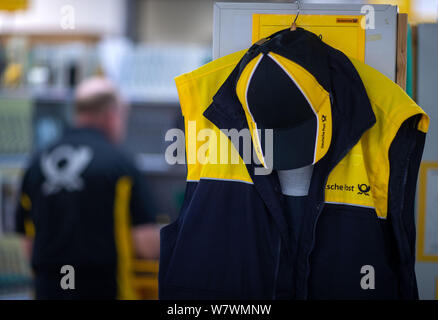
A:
[160,29,429,300]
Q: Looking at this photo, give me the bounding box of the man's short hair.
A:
[75,92,118,114]
[74,77,121,114]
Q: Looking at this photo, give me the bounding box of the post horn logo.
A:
[357,184,371,196]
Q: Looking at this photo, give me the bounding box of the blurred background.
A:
[0,0,437,299]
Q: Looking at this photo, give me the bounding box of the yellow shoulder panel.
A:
[326,58,429,218]
[175,50,253,184]
[175,50,246,120]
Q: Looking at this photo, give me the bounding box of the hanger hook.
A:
[293,0,301,25]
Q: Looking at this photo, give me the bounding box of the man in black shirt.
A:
[15,77,159,299]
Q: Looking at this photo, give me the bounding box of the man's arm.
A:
[129,168,160,259]
[132,224,160,259]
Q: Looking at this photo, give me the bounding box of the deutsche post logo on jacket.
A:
[160,28,429,300]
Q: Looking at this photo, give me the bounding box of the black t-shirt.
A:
[15,127,154,274]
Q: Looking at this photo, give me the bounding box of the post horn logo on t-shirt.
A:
[41,145,93,195]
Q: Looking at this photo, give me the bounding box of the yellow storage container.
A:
[252,14,365,62]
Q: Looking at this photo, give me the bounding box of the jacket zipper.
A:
[303,199,325,299]
[302,120,362,299]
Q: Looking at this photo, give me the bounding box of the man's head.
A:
[74,77,128,143]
